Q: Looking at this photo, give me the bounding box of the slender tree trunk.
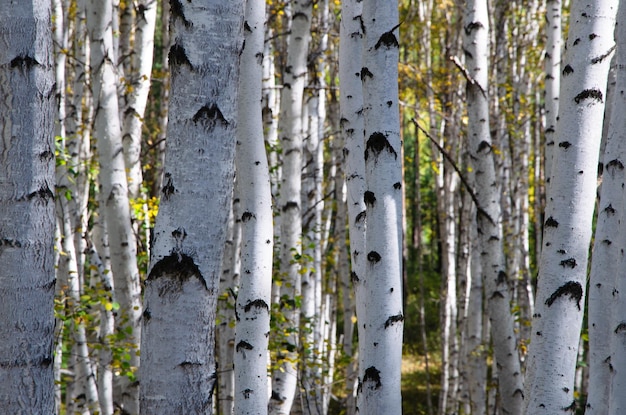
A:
[357,1,404,413]
[544,0,563,183]
[87,0,143,410]
[233,1,273,413]
[0,1,56,413]
[462,1,524,414]
[122,0,157,199]
[269,1,313,413]
[525,0,617,412]
[600,3,626,413]
[339,1,365,413]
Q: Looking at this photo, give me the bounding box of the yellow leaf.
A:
[105,302,113,311]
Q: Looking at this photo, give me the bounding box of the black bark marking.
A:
[393,182,401,189]
[360,67,373,80]
[558,141,571,149]
[574,88,603,104]
[604,204,616,215]
[171,227,187,241]
[464,21,484,35]
[143,308,151,321]
[573,38,581,46]
[364,191,376,206]
[614,322,626,334]
[490,291,505,299]
[384,313,404,329]
[514,389,524,398]
[367,251,381,263]
[241,211,256,222]
[592,44,616,64]
[606,159,624,171]
[0,238,22,248]
[147,253,207,291]
[545,217,559,228]
[244,299,269,313]
[193,103,229,128]
[545,281,583,310]
[497,270,507,285]
[363,366,382,389]
[562,64,574,76]
[387,100,393,107]
[10,55,39,70]
[236,341,254,353]
[477,140,492,153]
[244,21,252,32]
[39,150,54,161]
[162,173,175,200]
[24,185,54,203]
[169,44,192,68]
[365,132,397,161]
[589,33,598,40]
[562,400,576,412]
[375,30,399,50]
[351,271,359,282]
[271,390,285,403]
[282,201,299,212]
[557,249,566,255]
[292,11,309,21]
[170,0,192,27]
[559,258,577,268]
[355,210,366,224]
[242,388,253,399]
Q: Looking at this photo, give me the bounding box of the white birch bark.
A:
[269,1,313,413]
[216,193,240,415]
[139,1,244,413]
[587,23,625,411]
[525,0,617,412]
[87,0,143,410]
[462,1,524,413]
[0,1,56,412]
[233,1,273,413]
[544,0,563,189]
[338,1,365,412]
[121,0,157,199]
[358,2,403,413]
[604,3,626,412]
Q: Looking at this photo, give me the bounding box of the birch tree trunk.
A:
[233,1,273,413]
[0,1,56,412]
[139,1,244,413]
[87,0,143,410]
[357,1,404,413]
[269,1,313,413]
[586,12,625,409]
[544,0,563,186]
[525,0,617,412]
[462,1,524,413]
[602,3,626,412]
[339,1,365,413]
[121,0,157,199]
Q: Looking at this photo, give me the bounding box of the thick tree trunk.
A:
[139,1,244,413]
[357,1,404,413]
[525,0,617,413]
[0,2,56,413]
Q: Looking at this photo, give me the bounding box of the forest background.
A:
[4,0,626,414]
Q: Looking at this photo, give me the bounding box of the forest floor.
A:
[402,352,440,415]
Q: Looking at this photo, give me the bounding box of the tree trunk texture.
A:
[357,1,404,413]
[462,1,524,414]
[269,1,313,413]
[525,0,617,413]
[0,2,56,413]
[139,1,245,413]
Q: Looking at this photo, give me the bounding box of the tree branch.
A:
[412,118,495,226]
[449,55,487,99]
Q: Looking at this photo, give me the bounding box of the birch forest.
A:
[5,0,626,414]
